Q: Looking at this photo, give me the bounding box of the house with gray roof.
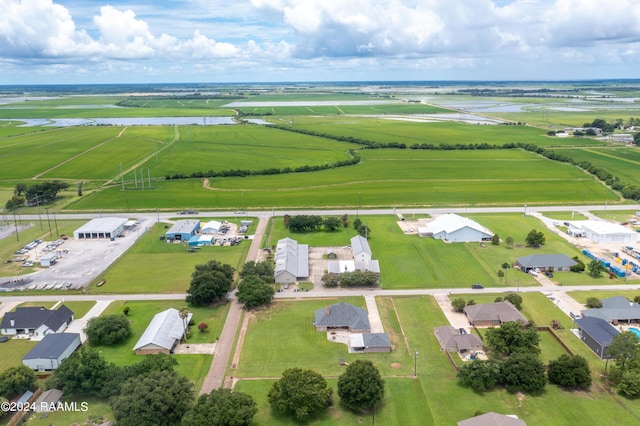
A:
[582,296,640,324]
[575,316,620,359]
[515,253,577,272]
[349,333,391,353]
[458,412,527,426]
[314,302,370,332]
[1,305,74,339]
[33,388,63,413]
[22,333,81,371]
[434,326,483,355]
[274,238,309,284]
[133,308,192,355]
[464,301,527,327]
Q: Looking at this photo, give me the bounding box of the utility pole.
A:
[35,193,42,230]
[13,209,19,242]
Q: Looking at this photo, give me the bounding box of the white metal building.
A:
[573,220,637,244]
[73,217,128,239]
[274,238,309,284]
[133,308,192,355]
[200,220,223,234]
[417,213,493,242]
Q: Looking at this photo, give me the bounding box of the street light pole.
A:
[414,351,418,377]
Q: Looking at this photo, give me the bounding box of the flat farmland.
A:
[282,116,603,147]
[0,126,123,180]
[40,126,174,180]
[235,102,450,115]
[553,147,640,184]
[137,125,355,178]
[68,148,617,210]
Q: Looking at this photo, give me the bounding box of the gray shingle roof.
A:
[434,326,483,351]
[458,412,527,426]
[582,296,640,322]
[464,301,527,324]
[362,333,391,348]
[314,302,371,331]
[1,305,73,331]
[23,333,81,360]
[516,254,577,269]
[576,316,620,346]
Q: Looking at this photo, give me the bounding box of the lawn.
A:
[235,298,413,378]
[88,221,249,294]
[22,396,113,426]
[0,339,37,371]
[392,295,640,424]
[89,299,225,387]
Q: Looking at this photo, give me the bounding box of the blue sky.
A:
[1,0,639,84]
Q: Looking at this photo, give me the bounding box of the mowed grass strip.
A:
[555,147,640,184]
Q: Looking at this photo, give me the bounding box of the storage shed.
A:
[133,308,192,355]
[165,220,200,241]
[40,252,59,267]
[22,333,81,371]
[200,220,223,234]
[73,217,128,239]
[188,235,213,247]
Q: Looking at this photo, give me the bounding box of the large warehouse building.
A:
[165,220,201,241]
[73,217,128,239]
[418,213,493,243]
[571,220,638,244]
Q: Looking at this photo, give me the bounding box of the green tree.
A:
[13,183,27,197]
[268,368,333,422]
[353,218,362,230]
[322,272,340,287]
[110,370,194,426]
[634,132,640,146]
[547,355,592,388]
[357,224,371,238]
[502,293,523,310]
[181,388,257,426]
[587,261,605,278]
[323,217,342,232]
[484,321,539,357]
[337,360,384,412]
[451,298,467,313]
[608,331,640,372]
[240,261,274,282]
[491,233,500,245]
[457,359,502,392]
[570,256,586,272]
[500,353,546,393]
[47,347,118,397]
[0,365,36,399]
[237,275,275,309]
[585,297,603,308]
[525,229,545,247]
[84,314,131,345]
[505,236,514,247]
[338,270,378,287]
[618,370,640,397]
[186,260,235,306]
[5,195,25,211]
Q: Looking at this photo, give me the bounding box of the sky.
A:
[1,0,640,84]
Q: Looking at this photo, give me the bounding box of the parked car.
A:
[471,283,484,289]
[0,336,8,343]
[545,271,553,278]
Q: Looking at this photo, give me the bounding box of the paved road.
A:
[199,216,268,394]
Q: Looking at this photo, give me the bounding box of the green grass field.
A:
[554,147,640,184]
[88,222,249,294]
[0,339,37,372]
[22,396,113,426]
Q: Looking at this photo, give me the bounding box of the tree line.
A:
[5,181,69,211]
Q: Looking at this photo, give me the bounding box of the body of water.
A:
[0,116,236,127]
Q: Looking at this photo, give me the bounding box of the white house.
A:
[1,305,74,339]
[418,213,493,243]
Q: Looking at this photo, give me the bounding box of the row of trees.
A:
[606,331,640,396]
[46,349,258,426]
[268,361,384,422]
[322,270,379,287]
[5,181,70,210]
[164,151,360,181]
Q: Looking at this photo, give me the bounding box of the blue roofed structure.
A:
[165,220,200,241]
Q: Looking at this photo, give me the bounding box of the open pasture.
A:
[553,147,640,184]
[67,147,617,210]
[282,116,603,147]
[117,97,235,110]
